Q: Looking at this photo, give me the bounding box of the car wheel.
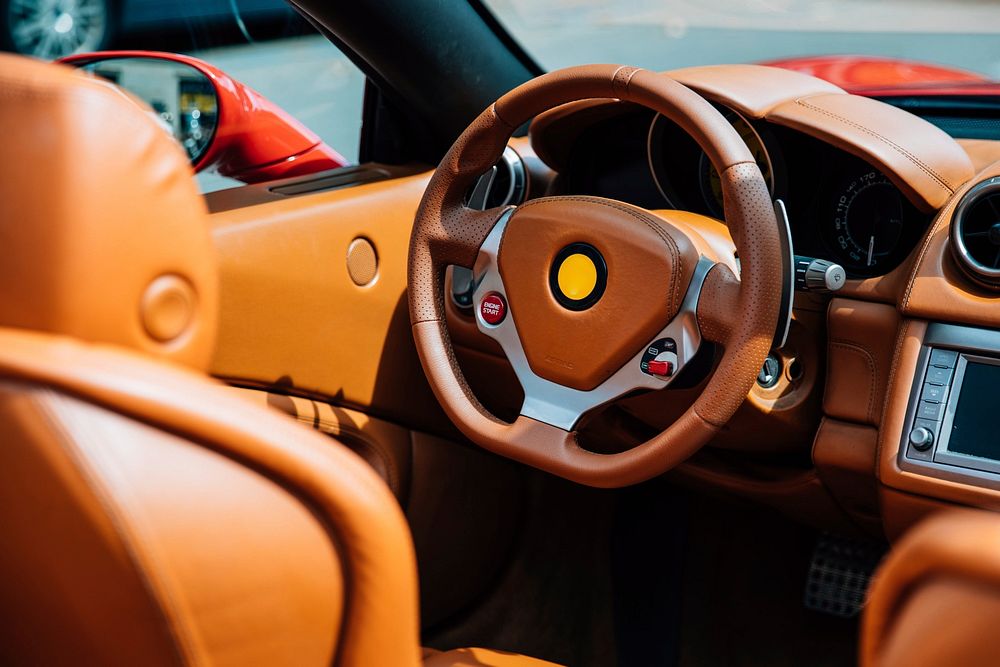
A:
[1,0,114,60]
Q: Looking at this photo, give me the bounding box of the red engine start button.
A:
[479,293,507,325]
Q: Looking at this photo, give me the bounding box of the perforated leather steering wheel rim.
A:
[408,64,782,488]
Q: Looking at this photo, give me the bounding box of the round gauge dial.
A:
[699,111,774,217]
[826,171,905,272]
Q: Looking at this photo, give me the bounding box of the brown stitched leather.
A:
[497,196,697,391]
[0,328,422,667]
[824,299,900,427]
[0,55,426,667]
[901,159,1000,325]
[531,65,974,213]
[768,93,972,211]
[408,65,781,486]
[696,264,740,344]
[0,54,217,371]
[862,510,1000,667]
[0,385,187,666]
[793,98,957,192]
[693,162,783,427]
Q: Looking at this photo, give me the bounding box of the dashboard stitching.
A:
[514,195,683,310]
[876,320,913,464]
[794,98,957,194]
[902,194,962,309]
[829,340,878,423]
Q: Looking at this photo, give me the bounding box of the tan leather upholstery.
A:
[902,158,1000,329]
[862,510,1000,667]
[0,55,551,667]
[824,299,901,426]
[532,64,974,213]
[766,93,971,212]
[0,52,421,667]
[957,138,1000,172]
[0,55,217,371]
[409,64,782,488]
[498,196,698,391]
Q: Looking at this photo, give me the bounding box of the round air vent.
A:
[452,147,528,310]
[951,176,1000,289]
[464,146,527,210]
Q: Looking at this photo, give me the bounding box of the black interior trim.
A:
[290,0,538,163]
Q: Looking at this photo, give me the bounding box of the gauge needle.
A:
[867,235,875,267]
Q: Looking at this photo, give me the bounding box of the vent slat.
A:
[951,177,1000,290]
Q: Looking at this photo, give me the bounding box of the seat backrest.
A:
[861,509,1000,667]
[0,54,420,667]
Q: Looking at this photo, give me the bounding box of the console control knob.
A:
[794,255,846,293]
[909,427,935,452]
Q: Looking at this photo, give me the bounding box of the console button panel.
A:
[900,323,1000,492]
[905,347,958,461]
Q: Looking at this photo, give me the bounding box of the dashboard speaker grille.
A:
[951,176,1000,289]
[346,237,378,286]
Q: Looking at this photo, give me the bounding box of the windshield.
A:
[484,0,1000,79]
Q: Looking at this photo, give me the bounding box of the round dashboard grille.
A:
[951,176,1000,289]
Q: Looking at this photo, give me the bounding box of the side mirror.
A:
[60,51,348,184]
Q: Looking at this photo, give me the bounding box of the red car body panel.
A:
[59,50,348,183]
[765,55,1000,97]
[60,50,1000,187]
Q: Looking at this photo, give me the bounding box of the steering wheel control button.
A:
[647,360,674,377]
[909,426,935,452]
[640,338,677,379]
[549,243,607,311]
[479,293,507,325]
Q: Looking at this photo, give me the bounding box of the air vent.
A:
[465,146,527,209]
[951,177,1000,289]
[452,147,528,310]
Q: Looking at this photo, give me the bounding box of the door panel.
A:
[208,170,457,434]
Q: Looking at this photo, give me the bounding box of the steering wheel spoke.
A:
[409,64,782,487]
[471,207,716,430]
[694,262,742,345]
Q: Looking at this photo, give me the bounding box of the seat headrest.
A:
[0,54,217,370]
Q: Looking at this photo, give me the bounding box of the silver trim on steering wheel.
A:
[471,208,714,431]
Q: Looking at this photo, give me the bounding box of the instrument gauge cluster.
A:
[643,108,932,279]
[817,164,928,277]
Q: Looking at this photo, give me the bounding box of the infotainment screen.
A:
[948,360,1000,460]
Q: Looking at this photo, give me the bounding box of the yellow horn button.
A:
[557,253,598,301]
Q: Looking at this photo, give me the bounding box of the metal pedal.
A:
[804,532,885,618]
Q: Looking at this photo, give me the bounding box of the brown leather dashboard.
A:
[532,64,973,213]
[206,64,1000,539]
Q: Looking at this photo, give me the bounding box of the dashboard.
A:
[557,106,932,278]
[521,64,1000,535]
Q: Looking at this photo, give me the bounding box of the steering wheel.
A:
[408,65,782,488]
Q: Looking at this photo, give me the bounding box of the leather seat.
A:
[861,509,1000,667]
[0,54,556,667]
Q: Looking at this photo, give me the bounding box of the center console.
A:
[901,322,1000,489]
